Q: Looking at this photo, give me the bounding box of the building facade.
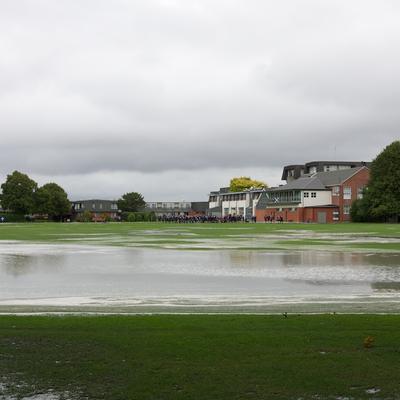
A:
[145,201,208,217]
[71,199,119,221]
[255,166,370,223]
[208,187,264,219]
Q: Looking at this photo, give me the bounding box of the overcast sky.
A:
[1,1,399,201]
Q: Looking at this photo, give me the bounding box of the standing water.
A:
[1,242,400,313]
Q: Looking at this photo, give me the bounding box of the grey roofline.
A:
[304,160,370,166]
[71,199,117,203]
[322,166,369,186]
[209,188,265,196]
[281,160,371,180]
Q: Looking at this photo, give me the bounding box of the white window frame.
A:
[332,186,340,196]
[343,187,352,200]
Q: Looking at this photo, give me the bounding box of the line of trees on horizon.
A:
[0,171,147,222]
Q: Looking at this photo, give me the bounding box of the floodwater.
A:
[1,242,400,313]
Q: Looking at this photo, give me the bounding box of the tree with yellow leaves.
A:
[229,177,267,192]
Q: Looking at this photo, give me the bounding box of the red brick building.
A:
[255,166,370,223]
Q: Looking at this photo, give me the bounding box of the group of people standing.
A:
[264,215,284,223]
[157,214,256,223]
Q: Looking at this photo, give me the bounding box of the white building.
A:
[208,187,264,219]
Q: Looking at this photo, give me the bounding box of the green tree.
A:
[365,141,400,221]
[229,177,267,192]
[34,183,71,220]
[350,195,375,222]
[0,171,37,214]
[117,192,145,212]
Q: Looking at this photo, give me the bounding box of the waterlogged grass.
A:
[0,315,399,400]
[0,222,400,252]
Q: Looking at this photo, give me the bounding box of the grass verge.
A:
[0,314,399,399]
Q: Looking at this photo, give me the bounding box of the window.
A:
[357,187,364,199]
[311,192,317,198]
[309,166,317,174]
[304,192,309,198]
[343,205,351,215]
[224,208,229,216]
[238,207,244,215]
[332,186,340,196]
[324,165,338,172]
[343,187,352,200]
[92,203,96,209]
[99,203,103,209]
[291,208,297,212]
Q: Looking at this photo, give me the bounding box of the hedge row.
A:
[0,213,29,222]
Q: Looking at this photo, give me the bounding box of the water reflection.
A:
[0,243,399,306]
[3,254,64,277]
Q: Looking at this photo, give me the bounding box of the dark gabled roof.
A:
[271,176,327,191]
[281,164,304,180]
[71,199,117,204]
[314,166,367,186]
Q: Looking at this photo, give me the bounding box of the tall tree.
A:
[117,192,145,212]
[34,183,71,220]
[229,177,267,192]
[0,171,37,214]
[351,141,400,222]
[367,141,400,221]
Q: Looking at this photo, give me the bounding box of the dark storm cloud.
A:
[0,0,399,198]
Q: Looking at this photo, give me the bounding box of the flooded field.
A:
[1,241,400,313]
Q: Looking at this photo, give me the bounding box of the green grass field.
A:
[0,315,399,400]
[0,222,400,251]
[1,224,400,399]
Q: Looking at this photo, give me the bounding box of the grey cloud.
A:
[0,0,399,198]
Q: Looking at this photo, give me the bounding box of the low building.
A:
[208,187,264,219]
[71,199,119,221]
[145,201,208,217]
[256,166,370,223]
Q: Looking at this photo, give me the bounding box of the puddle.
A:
[0,242,400,312]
